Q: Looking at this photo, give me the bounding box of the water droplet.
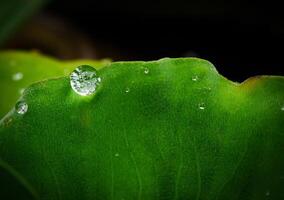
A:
[12,72,23,81]
[144,68,149,74]
[70,65,101,96]
[125,87,130,93]
[192,75,199,81]
[15,101,28,115]
[198,103,206,110]
[265,190,270,196]
[281,105,284,111]
[115,153,120,157]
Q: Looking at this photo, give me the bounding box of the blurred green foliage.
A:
[0,0,49,45]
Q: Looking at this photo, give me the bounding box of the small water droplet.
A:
[125,87,130,93]
[265,190,270,196]
[12,72,23,81]
[115,153,120,157]
[144,68,149,74]
[70,65,101,96]
[192,75,199,81]
[15,101,28,115]
[198,103,206,110]
[281,105,284,111]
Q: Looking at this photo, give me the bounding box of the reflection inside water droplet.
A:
[15,101,28,114]
[125,87,130,93]
[70,65,101,96]
[12,72,23,81]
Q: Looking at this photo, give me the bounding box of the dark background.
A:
[6,0,284,82]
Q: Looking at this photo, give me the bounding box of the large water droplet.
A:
[144,68,149,74]
[198,102,206,110]
[12,72,23,81]
[70,65,101,96]
[192,75,199,81]
[15,101,28,114]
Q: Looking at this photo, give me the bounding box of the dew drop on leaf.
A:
[15,101,28,115]
[281,105,284,111]
[12,72,23,81]
[198,102,206,110]
[144,68,149,74]
[192,75,199,81]
[125,87,130,93]
[70,65,101,96]
[115,153,120,157]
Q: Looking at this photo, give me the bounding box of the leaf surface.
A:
[0,55,283,200]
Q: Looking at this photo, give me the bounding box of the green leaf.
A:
[0,0,49,45]
[0,55,283,200]
[0,51,110,118]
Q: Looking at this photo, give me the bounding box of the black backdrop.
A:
[45,0,284,82]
